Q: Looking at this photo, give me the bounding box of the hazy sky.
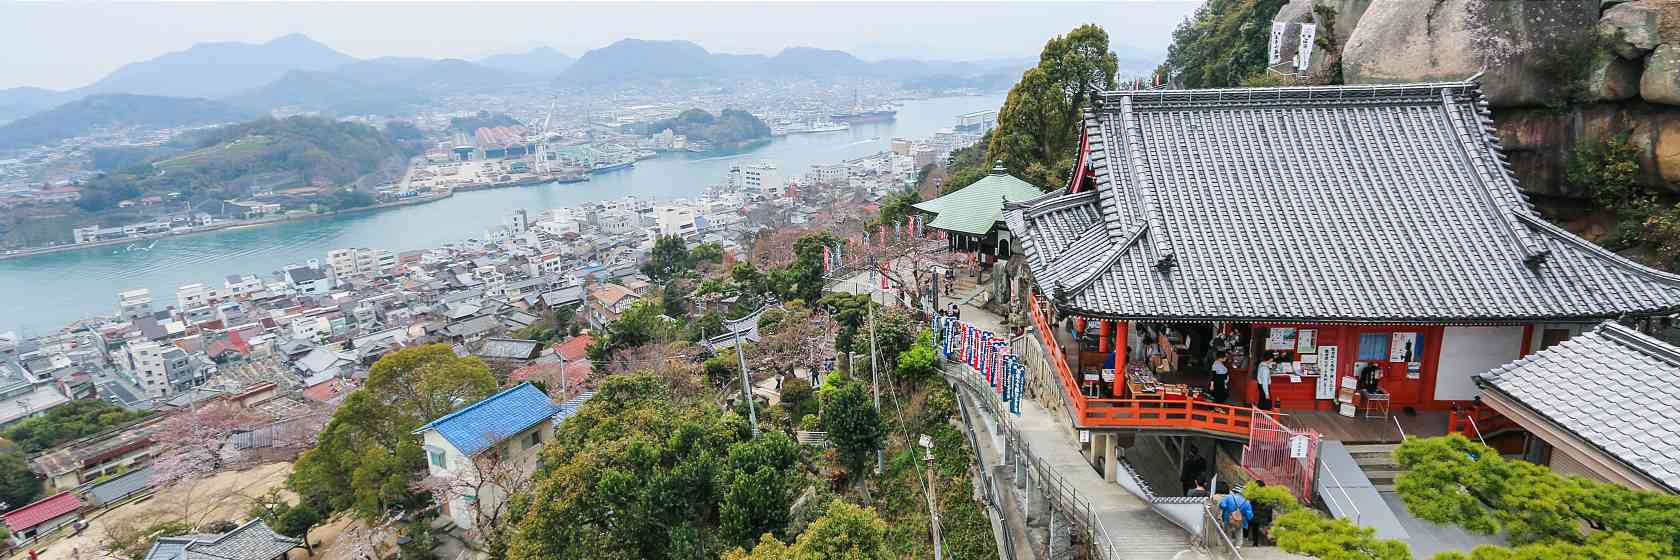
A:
[1,1,1200,91]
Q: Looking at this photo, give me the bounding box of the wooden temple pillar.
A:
[1098,321,1111,353]
[1112,320,1128,397]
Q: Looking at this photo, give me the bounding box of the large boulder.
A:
[1342,0,1601,107]
[1276,0,1314,23]
[1494,103,1680,196]
[1642,44,1680,104]
[1312,0,1374,49]
[1589,49,1644,101]
[1599,0,1680,60]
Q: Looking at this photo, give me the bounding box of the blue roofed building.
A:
[413,382,563,530]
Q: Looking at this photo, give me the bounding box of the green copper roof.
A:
[913,163,1044,235]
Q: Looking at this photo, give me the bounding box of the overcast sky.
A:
[1,1,1200,91]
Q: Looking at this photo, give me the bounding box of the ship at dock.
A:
[830,107,896,123]
[589,159,635,174]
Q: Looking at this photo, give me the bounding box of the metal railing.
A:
[1316,457,1362,526]
[944,361,1123,560]
[951,379,1019,560]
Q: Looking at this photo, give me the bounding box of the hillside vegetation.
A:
[75,116,403,212]
[0,94,254,151]
[650,109,772,151]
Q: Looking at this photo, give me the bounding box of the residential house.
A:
[0,363,70,428]
[224,274,264,299]
[414,383,563,530]
[2,492,82,545]
[586,283,639,329]
[283,265,330,295]
[444,315,503,345]
[474,338,544,375]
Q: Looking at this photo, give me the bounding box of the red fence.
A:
[1027,296,1255,439]
[1448,401,1520,442]
[1241,411,1320,503]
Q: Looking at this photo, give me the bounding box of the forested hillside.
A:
[0,94,254,151]
[650,109,772,150]
[75,116,403,212]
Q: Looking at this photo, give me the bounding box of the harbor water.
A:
[0,94,1006,334]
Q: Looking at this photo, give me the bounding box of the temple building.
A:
[1003,82,1680,493]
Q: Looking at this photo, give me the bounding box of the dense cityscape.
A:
[2,2,1679,560]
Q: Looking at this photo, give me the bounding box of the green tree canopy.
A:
[1394,435,1680,555]
[1155,0,1289,88]
[3,399,150,453]
[643,234,694,281]
[988,24,1116,188]
[508,373,802,560]
[287,344,497,520]
[723,499,892,560]
[821,379,885,479]
[0,443,41,511]
[894,330,939,386]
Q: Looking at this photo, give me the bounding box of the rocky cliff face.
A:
[1279,0,1680,198]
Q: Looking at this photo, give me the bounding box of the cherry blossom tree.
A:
[145,400,270,529]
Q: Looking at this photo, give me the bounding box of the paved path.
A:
[1009,383,1199,559]
[949,299,1312,560]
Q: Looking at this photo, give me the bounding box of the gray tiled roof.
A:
[1010,81,1680,322]
[88,465,155,506]
[144,519,300,560]
[1479,322,1680,492]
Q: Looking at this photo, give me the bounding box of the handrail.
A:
[943,362,1122,560]
[1203,503,1246,559]
[1316,456,1362,526]
[1028,296,1086,415]
[1027,295,1257,438]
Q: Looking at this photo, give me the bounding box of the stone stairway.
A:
[1344,443,1404,492]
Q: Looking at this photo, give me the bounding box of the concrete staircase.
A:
[1344,443,1403,492]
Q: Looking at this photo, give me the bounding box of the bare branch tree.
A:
[413,436,541,557]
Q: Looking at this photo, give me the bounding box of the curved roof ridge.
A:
[1099,80,1481,106]
[1596,321,1680,367]
[1520,212,1680,286]
[1059,223,1145,295]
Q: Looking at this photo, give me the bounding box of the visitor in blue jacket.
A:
[1219,487,1253,545]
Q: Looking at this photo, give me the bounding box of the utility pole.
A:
[869,290,881,474]
[920,434,943,560]
[736,329,760,437]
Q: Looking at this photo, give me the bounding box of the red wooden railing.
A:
[1027,296,1255,438]
[1448,401,1519,442]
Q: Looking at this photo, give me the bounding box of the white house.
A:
[414,383,563,530]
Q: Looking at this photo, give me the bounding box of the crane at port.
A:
[535,97,558,174]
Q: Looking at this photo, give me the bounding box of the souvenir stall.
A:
[1242,325,1442,415]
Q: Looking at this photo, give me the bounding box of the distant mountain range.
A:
[478,47,575,78]
[0,33,1150,151]
[225,56,534,115]
[558,39,1036,87]
[0,94,256,151]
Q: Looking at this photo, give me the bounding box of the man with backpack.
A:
[1218,486,1253,547]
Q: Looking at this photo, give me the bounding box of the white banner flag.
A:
[1296,23,1317,71]
[1269,21,1287,65]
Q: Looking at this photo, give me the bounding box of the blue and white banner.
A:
[931,318,1025,417]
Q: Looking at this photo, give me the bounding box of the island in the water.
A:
[648,108,771,153]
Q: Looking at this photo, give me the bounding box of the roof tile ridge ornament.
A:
[1515,212,1680,286]
[1117,95,1175,270]
[1436,86,1551,266]
[1595,320,1680,368]
[991,160,1008,175]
